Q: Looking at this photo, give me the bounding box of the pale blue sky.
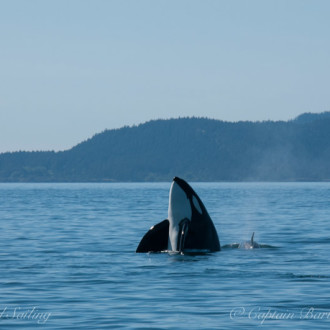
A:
[1,0,329,152]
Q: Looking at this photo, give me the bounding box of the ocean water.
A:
[1,182,330,329]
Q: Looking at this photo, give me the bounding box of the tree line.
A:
[1,112,330,182]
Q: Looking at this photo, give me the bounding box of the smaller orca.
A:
[238,232,260,249]
[136,177,220,253]
[222,233,274,250]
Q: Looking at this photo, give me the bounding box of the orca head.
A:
[167,177,213,252]
[136,176,220,253]
[167,177,191,251]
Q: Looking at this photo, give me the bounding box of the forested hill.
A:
[1,112,330,182]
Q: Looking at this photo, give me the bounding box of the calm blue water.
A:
[1,182,330,329]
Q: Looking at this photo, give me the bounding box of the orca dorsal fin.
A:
[251,232,255,245]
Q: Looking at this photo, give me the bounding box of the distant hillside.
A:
[1,112,330,182]
[293,111,330,124]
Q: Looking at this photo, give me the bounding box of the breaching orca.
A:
[136,177,220,253]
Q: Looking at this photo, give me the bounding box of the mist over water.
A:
[1,182,330,329]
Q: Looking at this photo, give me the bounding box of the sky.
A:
[1,0,330,152]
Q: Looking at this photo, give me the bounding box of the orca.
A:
[222,232,273,249]
[238,232,260,249]
[136,177,220,253]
